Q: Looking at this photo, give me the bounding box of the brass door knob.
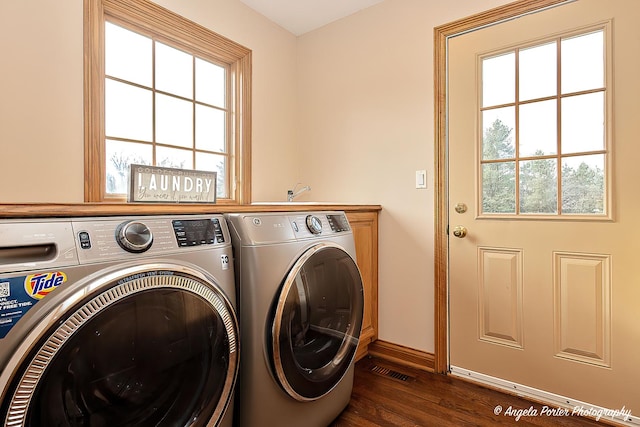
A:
[452,225,467,238]
[454,203,467,214]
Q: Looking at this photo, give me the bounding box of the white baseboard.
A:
[450,365,638,426]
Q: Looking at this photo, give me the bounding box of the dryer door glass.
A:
[271,244,364,401]
[1,269,238,427]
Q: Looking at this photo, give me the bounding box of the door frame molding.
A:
[432,0,572,374]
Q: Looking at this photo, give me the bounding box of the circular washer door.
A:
[271,242,364,402]
[1,265,239,427]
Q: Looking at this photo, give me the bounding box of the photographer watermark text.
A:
[493,404,632,422]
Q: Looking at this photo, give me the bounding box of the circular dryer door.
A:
[1,265,239,427]
[271,242,364,402]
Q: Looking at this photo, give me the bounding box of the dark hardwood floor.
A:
[331,357,607,427]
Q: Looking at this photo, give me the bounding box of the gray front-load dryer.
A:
[226,211,364,427]
[0,215,239,427]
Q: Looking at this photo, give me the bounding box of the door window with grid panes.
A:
[105,22,229,198]
[479,28,608,217]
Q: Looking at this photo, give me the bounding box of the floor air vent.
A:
[370,365,411,381]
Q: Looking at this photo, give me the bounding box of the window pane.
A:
[196,152,227,198]
[105,22,152,87]
[482,162,516,213]
[482,52,515,107]
[106,79,152,141]
[519,159,557,214]
[482,107,515,160]
[561,92,604,154]
[156,146,193,170]
[519,42,556,101]
[195,105,225,153]
[196,59,225,108]
[562,155,605,214]
[155,42,193,99]
[561,31,604,94]
[105,140,152,195]
[156,94,193,148]
[519,99,557,156]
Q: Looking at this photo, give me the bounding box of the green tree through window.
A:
[562,161,605,214]
[482,119,516,213]
[481,120,606,215]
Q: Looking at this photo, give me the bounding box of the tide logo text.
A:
[25,272,67,300]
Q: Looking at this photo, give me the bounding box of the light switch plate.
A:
[416,170,427,189]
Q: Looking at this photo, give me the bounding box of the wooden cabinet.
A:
[345,210,378,361]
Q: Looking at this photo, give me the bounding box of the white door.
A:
[449,0,640,415]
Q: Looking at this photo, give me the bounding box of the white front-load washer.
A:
[226,211,364,427]
[0,214,239,427]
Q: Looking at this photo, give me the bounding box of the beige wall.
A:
[0,1,84,202]
[296,0,512,352]
[0,0,298,202]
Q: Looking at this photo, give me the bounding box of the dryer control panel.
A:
[288,212,351,240]
[230,211,351,245]
[326,214,350,233]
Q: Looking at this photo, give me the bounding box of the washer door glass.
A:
[1,268,238,427]
[271,243,364,401]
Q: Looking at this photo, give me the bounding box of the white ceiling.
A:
[239,0,385,36]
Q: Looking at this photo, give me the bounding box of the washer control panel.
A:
[72,215,229,263]
[172,218,225,247]
[116,221,154,253]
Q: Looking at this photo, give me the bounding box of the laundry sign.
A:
[128,164,217,203]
